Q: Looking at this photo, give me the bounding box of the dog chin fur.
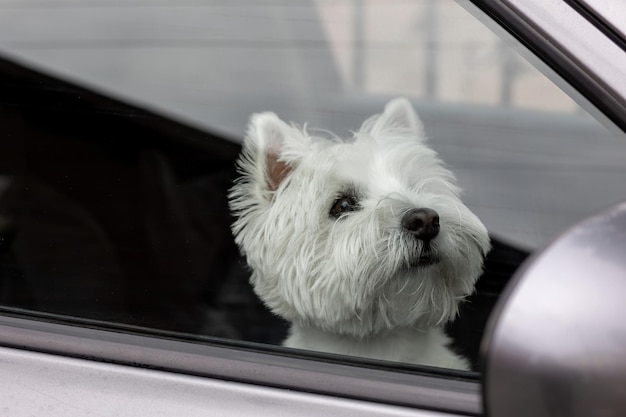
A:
[229,97,490,370]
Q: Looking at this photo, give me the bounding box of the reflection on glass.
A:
[0,0,625,372]
[229,97,491,370]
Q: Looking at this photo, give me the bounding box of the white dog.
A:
[229,98,490,369]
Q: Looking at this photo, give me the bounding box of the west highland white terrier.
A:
[229,98,490,369]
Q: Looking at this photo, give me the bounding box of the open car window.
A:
[1,0,625,382]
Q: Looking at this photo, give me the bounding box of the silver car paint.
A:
[0,314,481,415]
[0,0,625,415]
[576,0,626,41]
[0,346,455,417]
[484,202,626,416]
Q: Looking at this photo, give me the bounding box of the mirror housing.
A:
[482,202,626,416]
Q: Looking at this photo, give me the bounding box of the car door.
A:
[0,0,625,416]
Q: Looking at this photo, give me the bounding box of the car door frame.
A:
[1,0,625,416]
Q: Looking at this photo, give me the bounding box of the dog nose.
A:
[402,208,440,242]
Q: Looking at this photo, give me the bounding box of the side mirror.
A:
[482,203,626,417]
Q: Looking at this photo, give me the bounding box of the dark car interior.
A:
[0,55,529,370]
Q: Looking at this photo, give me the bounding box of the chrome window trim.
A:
[469,0,626,132]
[0,314,481,415]
[571,0,626,48]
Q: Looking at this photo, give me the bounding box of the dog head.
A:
[229,98,490,338]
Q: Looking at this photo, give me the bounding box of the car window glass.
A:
[0,0,625,373]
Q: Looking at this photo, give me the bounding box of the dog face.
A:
[229,98,490,338]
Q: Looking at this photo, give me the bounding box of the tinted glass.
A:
[0,0,625,371]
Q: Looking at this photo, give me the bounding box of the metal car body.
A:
[0,0,625,416]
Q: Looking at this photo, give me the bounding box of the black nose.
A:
[402,208,440,242]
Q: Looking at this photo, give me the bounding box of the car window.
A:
[0,0,625,375]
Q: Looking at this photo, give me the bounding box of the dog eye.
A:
[330,196,358,218]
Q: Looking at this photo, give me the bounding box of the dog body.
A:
[229,98,490,370]
[285,324,469,369]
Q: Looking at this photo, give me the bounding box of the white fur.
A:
[229,98,490,370]
[285,325,469,369]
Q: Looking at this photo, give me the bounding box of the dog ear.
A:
[247,112,301,192]
[370,97,425,139]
